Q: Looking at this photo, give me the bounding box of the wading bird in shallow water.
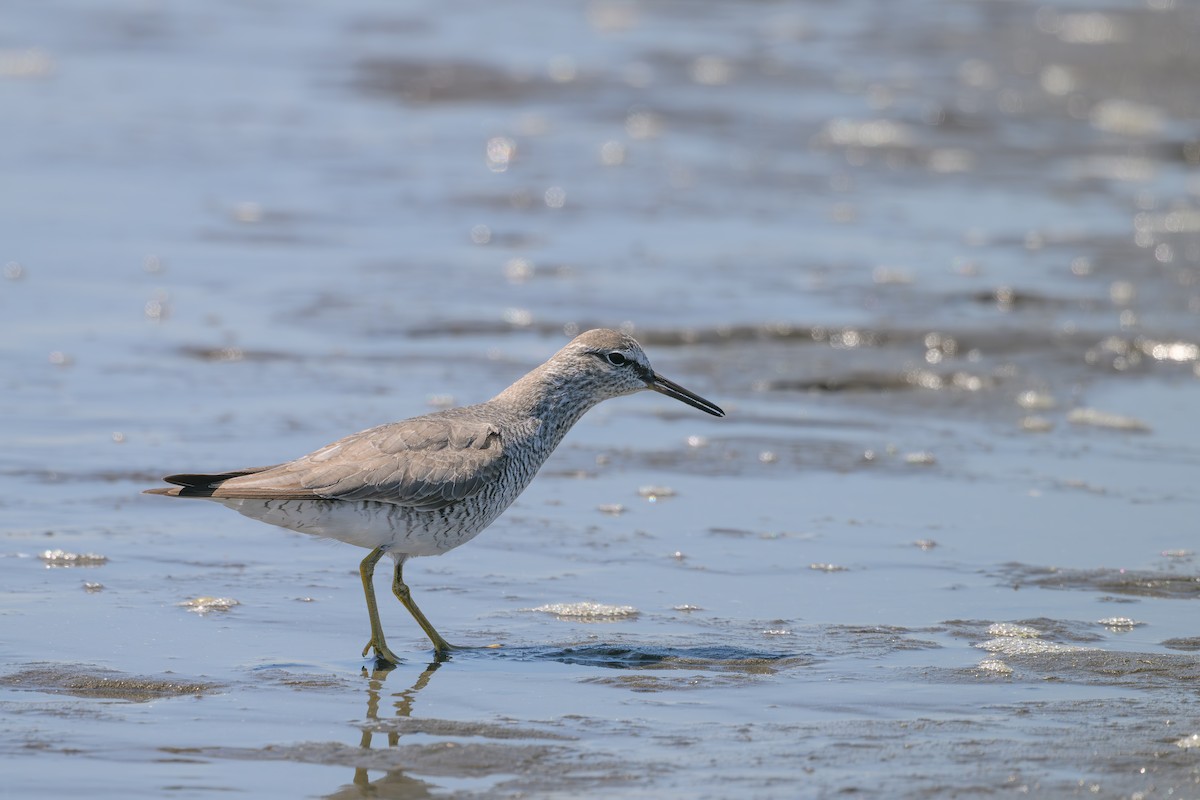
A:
[146,329,724,666]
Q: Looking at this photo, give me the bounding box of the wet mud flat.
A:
[5,623,1200,798]
[3,0,1200,797]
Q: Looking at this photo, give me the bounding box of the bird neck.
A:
[493,362,602,445]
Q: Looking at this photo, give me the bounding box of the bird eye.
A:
[606,352,628,366]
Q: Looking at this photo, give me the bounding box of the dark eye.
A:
[606,352,628,366]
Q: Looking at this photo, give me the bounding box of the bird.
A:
[145,328,724,666]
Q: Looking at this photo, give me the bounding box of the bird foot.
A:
[429,641,504,661]
[363,639,403,669]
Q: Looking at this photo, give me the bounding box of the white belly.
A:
[214,497,505,557]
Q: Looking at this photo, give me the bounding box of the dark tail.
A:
[143,466,278,498]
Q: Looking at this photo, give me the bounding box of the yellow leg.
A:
[360,547,403,667]
[392,557,455,658]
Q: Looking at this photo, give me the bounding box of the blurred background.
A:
[3,0,1200,797]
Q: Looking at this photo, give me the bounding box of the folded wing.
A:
[148,415,506,511]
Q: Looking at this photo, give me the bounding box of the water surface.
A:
[3,0,1200,796]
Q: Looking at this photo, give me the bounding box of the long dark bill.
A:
[648,372,725,417]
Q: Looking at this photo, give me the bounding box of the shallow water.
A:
[3,0,1200,796]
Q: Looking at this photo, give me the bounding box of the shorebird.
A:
[146,329,724,666]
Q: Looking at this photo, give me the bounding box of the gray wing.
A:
[192,415,506,511]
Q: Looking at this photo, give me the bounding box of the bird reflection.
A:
[322,662,443,800]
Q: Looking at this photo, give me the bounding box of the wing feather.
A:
[154,413,508,510]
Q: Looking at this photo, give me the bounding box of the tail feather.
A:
[143,466,280,498]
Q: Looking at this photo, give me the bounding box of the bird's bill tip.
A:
[648,373,725,417]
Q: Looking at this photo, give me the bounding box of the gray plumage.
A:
[145,328,724,664]
[163,411,509,510]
